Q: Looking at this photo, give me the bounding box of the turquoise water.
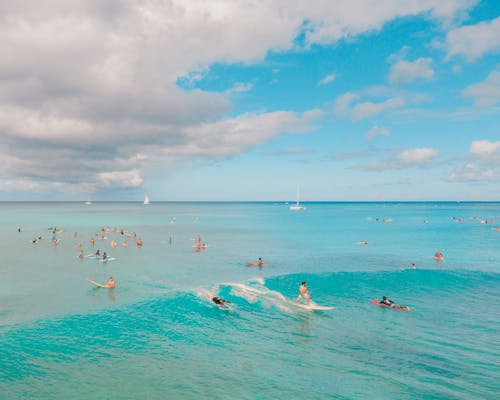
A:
[1,202,499,399]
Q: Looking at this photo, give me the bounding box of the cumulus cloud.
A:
[318,73,336,86]
[351,97,406,120]
[366,125,390,140]
[353,147,438,170]
[448,163,498,182]
[226,82,254,94]
[334,93,405,120]
[448,140,500,182]
[388,58,434,85]
[462,70,500,107]
[446,16,500,61]
[470,140,500,162]
[0,0,476,195]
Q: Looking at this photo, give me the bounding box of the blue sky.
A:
[0,0,499,201]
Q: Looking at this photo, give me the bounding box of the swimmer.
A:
[78,250,84,259]
[296,281,311,305]
[411,263,416,269]
[358,241,368,245]
[106,277,115,288]
[257,257,263,266]
[434,250,443,260]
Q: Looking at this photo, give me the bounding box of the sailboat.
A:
[289,187,306,211]
[143,195,150,205]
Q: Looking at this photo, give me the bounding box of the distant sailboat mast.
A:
[289,186,306,211]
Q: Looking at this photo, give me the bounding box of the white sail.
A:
[289,187,306,211]
[144,195,150,205]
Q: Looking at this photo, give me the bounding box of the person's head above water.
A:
[382,296,387,300]
[301,281,306,285]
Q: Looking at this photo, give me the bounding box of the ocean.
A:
[1,201,499,399]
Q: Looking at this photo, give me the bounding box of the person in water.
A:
[379,296,410,310]
[296,281,311,305]
[435,250,443,260]
[95,249,101,257]
[102,252,108,260]
[257,257,263,266]
[380,296,394,307]
[212,296,227,307]
[106,277,115,288]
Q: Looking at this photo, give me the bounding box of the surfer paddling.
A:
[296,281,311,306]
[87,277,115,289]
[379,296,410,310]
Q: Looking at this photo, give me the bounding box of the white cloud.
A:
[226,82,254,94]
[470,140,500,162]
[318,73,336,86]
[366,125,390,140]
[353,147,438,170]
[388,58,434,85]
[462,70,500,107]
[0,0,477,195]
[96,170,144,188]
[448,140,500,182]
[397,148,438,165]
[448,163,498,182]
[446,16,500,61]
[351,97,405,120]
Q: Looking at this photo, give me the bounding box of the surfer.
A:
[95,249,101,257]
[296,281,311,305]
[102,252,108,261]
[411,263,416,269]
[257,257,263,266]
[106,277,115,288]
[379,296,410,310]
[211,296,230,308]
[78,250,85,259]
[434,250,443,260]
[358,241,368,245]
[380,296,394,307]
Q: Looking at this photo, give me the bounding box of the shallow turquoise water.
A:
[1,202,499,399]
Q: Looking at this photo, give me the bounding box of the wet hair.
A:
[382,296,387,300]
[301,281,306,285]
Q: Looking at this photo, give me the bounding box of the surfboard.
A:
[98,257,116,262]
[87,279,110,288]
[434,257,445,261]
[294,302,333,311]
[370,299,411,310]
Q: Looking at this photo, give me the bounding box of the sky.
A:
[0,0,499,201]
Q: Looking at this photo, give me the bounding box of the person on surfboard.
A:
[296,281,311,305]
[257,257,264,266]
[379,296,410,310]
[211,296,230,308]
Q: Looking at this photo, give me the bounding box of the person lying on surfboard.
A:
[379,296,410,310]
[211,296,232,309]
[296,281,311,306]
